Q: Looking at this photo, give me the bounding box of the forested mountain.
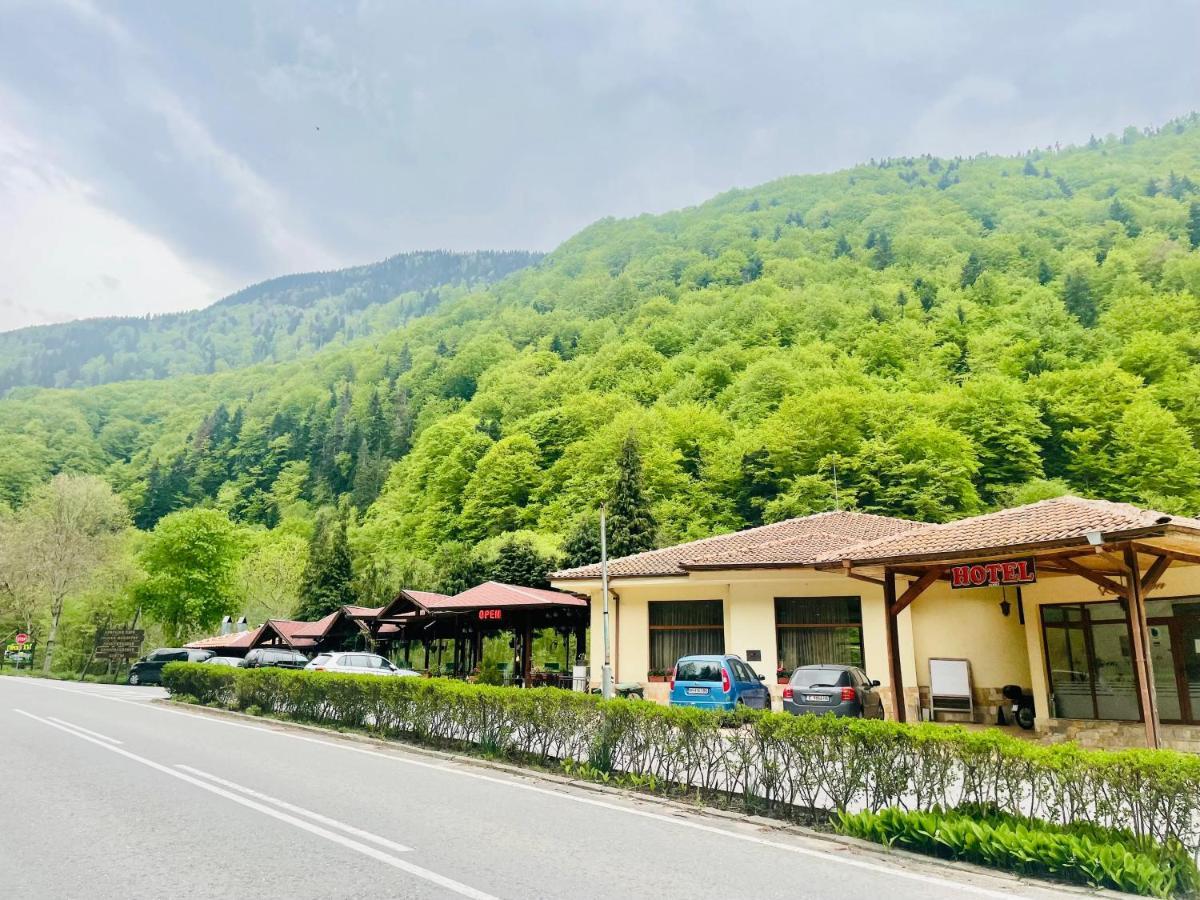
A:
[0,250,542,392]
[3,116,1200,604]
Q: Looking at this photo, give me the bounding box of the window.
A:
[1041,601,1140,721]
[648,600,724,672]
[675,659,723,682]
[775,597,863,672]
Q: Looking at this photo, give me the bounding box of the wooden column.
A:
[1123,544,1162,749]
[521,617,534,686]
[884,568,905,723]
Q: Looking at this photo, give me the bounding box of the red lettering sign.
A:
[948,557,1037,589]
[477,609,503,621]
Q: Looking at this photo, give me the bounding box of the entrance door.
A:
[1174,618,1200,724]
[1147,622,1183,721]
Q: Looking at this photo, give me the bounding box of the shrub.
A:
[837,805,1200,898]
[161,663,1200,859]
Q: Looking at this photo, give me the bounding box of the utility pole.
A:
[600,503,614,700]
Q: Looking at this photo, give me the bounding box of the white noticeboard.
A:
[928,658,973,717]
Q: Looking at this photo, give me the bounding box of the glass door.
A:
[1175,618,1200,724]
[1147,622,1183,722]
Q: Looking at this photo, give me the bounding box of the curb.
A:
[156,699,1129,898]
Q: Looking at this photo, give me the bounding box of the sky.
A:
[0,1,1197,331]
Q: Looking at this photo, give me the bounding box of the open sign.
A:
[477,608,503,621]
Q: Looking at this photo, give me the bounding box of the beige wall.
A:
[567,570,909,700]
[561,557,1200,742]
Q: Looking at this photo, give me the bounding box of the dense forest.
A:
[0,250,542,392]
[3,116,1200,662]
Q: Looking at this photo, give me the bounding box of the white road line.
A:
[176,764,412,854]
[2,678,1047,897]
[12,709,496,900]
[45,716,123,744]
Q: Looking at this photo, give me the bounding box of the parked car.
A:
[244,647,310,670]
[305,652,420,677]
[782,664,884,718]
[203,656,246,668]
[668,654,771,711]
[127,648,213,685]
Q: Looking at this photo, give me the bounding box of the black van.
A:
[127,648,213,685]
[244,647,309,670]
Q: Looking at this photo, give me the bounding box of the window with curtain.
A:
[1042,601,1140,721]
[775,596,863,672]
[648,600,724,672]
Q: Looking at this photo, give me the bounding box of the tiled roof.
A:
[343,605,383,619]
[404,590,454,609]
[551,511,921,579]
[293,610,341,639]
[262,618,323,648]
[186,627,261,650]
[821,496,1200,566]
[437,581,587,609]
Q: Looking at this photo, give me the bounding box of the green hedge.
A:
[162,663,1200,861]
[837,805,1199,898]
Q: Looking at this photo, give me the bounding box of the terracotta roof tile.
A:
[821,496,1200,565]
[551,511,921,579]
[186,627,262,650]
[438,581,587,609]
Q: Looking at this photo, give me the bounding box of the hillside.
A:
[0,250,542,392]
[3,116,1200,599]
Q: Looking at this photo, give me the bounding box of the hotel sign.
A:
[949,557,1036,589]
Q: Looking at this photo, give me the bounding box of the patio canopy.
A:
[816,496,1200,748]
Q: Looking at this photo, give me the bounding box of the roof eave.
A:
[820,524,1176,570]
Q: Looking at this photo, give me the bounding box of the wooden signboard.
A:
[95,628,145,659]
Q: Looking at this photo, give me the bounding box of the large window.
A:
[1041,602,1140,721]
[775,596,863,672]
[648,600,724,672]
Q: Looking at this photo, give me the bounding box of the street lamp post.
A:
[600,503,614,700]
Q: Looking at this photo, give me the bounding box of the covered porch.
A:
[829,497,1200,750]
[373,582,589,685]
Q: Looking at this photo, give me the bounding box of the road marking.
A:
[45,716,123,744]
[1,678,1053,897]
[176,764,412,854]
[12,709,496,900]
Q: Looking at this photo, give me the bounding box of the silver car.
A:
[305,651,419,677]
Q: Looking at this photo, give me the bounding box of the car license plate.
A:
[804,694,829,703]
[686,687,709,695]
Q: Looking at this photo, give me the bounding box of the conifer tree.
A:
[832,234,852,258]
[293,507,355,619]
[487,536,556,589]
[606,433,657,559]
[1188,202,1200,249]
[960,251,984,287]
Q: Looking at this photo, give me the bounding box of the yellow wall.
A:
[568,570,908,699]
[909,582,1031,696]
[562,555,1200,733]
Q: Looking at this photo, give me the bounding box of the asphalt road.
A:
[0,677,1084,900]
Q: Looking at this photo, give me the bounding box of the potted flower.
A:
[647,668,668,683]
[777,666,793,685]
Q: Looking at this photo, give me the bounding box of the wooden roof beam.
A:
[1140,552,1172,594]
[891,566,945,617]
[1053,556,1130,600]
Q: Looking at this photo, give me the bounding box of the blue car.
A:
[668,654,771,711]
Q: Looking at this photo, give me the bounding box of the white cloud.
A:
[0,116,234,331]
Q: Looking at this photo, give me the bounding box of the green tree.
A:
[606,433,658,558]
[832,234,852,258]
[293,508,355,620]
[0,474,129,671]
[135,508,243,644]
[1188,202,1200,249]
[485,535,557,589]
[960,252,984,287]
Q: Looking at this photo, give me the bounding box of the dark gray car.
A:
[127,648,213,685]
[782,664,884,718]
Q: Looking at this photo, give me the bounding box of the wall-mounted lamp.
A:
[999,597,1012,617]
[1086,530,1104,547]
